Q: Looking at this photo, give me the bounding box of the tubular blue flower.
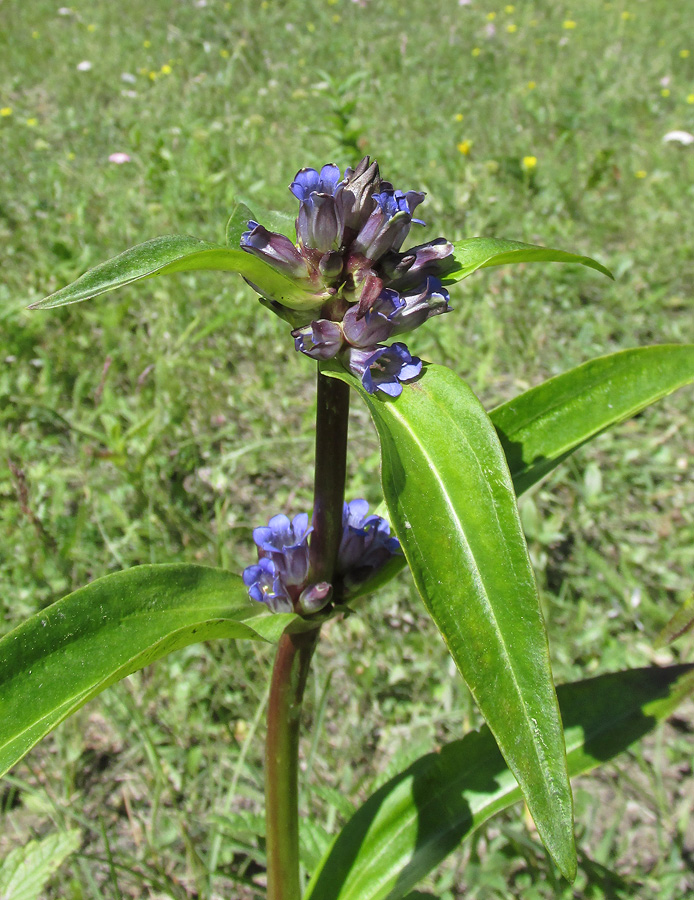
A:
[253,512,312,586]
[337,499,401,587]
[292,319,344,360]
[296,191,345,253]
[344,342,422,396]
[242,557,294,614]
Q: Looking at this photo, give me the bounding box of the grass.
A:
[1,0,694,896]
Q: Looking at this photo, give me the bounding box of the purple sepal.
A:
[346,343,422,397]
[242,557,294,614]
[293,319,344,359]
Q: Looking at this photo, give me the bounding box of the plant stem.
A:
[265,629,319,900]
[264,369,350,899]
[309,370,350,584]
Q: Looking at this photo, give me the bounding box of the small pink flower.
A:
[108,152,131,164]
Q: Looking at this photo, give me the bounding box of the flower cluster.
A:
[243,500,401,614]
[240,158,454,397]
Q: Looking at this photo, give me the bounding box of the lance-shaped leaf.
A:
[28,234,324,311]
[322,363,576,879]
[345,344,694,598]
[490,344,694,495]
[440,237,613,284]
[305,665,694,900]
[0,564,322,779]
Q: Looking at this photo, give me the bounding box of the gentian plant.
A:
[2,156,694,899]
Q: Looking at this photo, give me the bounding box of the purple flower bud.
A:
[293,319,344,359]
[253,512,312,585]
[240,221,310,280]
[338,156,381,233]
[242,557,294,614]
[342,289,404,348]
[298,581,333,614]
[345,342,422,397]
[390,277,451,334]
[380,239,454,289]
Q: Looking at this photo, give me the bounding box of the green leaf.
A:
[0,828,81,900]
[305,665,694,900]
[490,344,694,495]
[28,234,322,311]
[441,237,613,284]
[226,201,257,247]
[322,362,575,879]
[0,564,318,779]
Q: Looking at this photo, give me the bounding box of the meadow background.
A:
[1,0,693,896]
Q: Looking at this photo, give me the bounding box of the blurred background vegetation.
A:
[1,0,693,896]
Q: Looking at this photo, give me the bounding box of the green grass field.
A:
[1,0,693,896]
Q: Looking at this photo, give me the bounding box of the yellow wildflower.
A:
[220,48,229,58]
[680,49,690,58]
[522,155,537,171]
[661,88,670,97]
[458,140,472,156]
[0,107,12,117]
[160,64,172,74]
[527,80,537,90]
[621,10,633,20]
[635,170,647,179]
[472,47,481,57]
[143,39,151,48]
[505,4,515,12]
[687,94,694,104]
[506,23,517,33]
[563,20,577,29]
[87,23,96,32]
[486,11,496,21]
[26,117,38,127]
[455,113,464,122]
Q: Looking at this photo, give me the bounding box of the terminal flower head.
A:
[239,156,454,391]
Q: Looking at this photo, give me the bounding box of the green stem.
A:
[264,368,350,899]
[265,629,319,900]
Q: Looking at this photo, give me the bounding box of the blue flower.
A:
[345,342,423,397]
[242,557,293,614]
[337,499,402,588]
[253,513,312,586]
